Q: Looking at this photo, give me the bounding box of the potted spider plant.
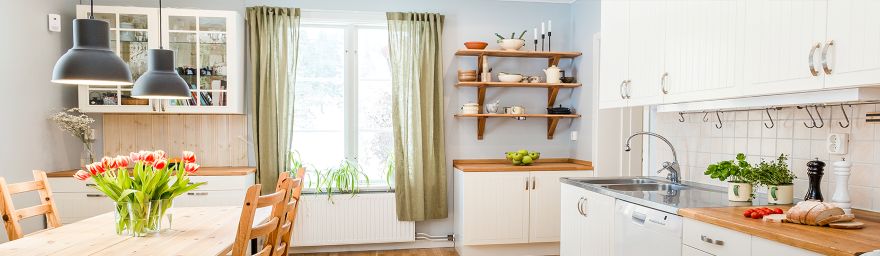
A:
[754,154,796,205]
[313,160,370,202]
[705,153,757,202]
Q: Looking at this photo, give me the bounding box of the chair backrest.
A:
[272,168,305,256]
[0,170,62,241]
[231,179,292,256]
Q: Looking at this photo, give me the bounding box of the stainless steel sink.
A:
[602,183,688,192]
[577,178,659,185]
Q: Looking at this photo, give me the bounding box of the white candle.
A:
[548,20,552,32]
[534,28,538,40]
[541,22,545,35]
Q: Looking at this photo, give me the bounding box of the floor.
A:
[293,248,458,256]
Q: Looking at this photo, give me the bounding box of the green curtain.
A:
[247,6,300,194]
[387,12,447,221]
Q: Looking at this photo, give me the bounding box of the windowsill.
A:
[301,187,395,195]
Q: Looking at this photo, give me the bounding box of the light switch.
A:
[570,131,578,141]
[48,14,61,32]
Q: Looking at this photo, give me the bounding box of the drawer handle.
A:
[187,192,209,196]
[85,183,96,187]
[86,194,107,198]
[701,235,724,246]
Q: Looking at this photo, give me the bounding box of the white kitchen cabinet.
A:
[75,5,243,114]
[559,183,614,256]
[685,218,824,256]
[598,0,631,109]
[454,169,593,247]
[626,0,667,106]
[683,245,714,256]
[752,236,823,256]
[824,0,880,88]
[743,0,827,96]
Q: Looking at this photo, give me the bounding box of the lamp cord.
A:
[159,0,164,49]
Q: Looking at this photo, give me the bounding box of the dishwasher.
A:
[614,200,683,256]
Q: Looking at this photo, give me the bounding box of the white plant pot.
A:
[498,39,525,51]
[767,184,794,205]
[728,182,752,202]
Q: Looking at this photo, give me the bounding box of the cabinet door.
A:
[529,171,593,243]
[598,0,630,109]
[459,171,530,245]
[744,0,827,95]
[582,189,615,255]
[825,0,880,88]
[664,0,746,103]
[751,236,822,255]
[627,0,667,106]
[76,5,159,113]
[163,9,243,114]
[683,245,714,256]
[560,184,586,256]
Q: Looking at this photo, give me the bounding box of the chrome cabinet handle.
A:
[619,80,627,99]
[86,194,107,198]
[809,43,821,76]
[626,80,633,99]
[531,177,536,190]
[577,198,585,216]
[822,40,834,75]
[187,192,209,196]
[525,177,530,190]
[701,235,724,246]
[85,183,96,187]
[660,73,669,94]
[581,197,588,217]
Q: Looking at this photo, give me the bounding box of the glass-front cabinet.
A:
[75,6,242,114]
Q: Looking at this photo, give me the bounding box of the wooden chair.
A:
[0,170,62,241]
[230,177,293,256]
[272,168,305,256]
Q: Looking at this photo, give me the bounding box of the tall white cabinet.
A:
[75,5,243,114]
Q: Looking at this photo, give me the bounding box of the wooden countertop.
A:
[453,158,593,172]
[678,206,880,256]
[46,166,256,177]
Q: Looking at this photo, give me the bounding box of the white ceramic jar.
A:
[460,103,480,114]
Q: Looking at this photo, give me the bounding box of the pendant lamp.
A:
[52,0,133,85]
[132,0,190,99]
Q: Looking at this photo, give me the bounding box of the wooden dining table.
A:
[0,206,267,255]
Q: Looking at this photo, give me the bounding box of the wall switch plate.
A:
[570,131,578,141]
[827,133,849,155]
[48,14,61,32]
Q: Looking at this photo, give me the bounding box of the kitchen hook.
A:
[714,111,723,129]
[764,108,775,129]
[702,112,710,122]
[800,106,817,128]
[838,105,851,128]
[813,105,825,128]
[678,112,685,122]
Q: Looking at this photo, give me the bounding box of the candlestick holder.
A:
[831,158,852,214]
[534,39,538,51]
[804,158,825,201]
[548,32,552,51]
[541,34,546,51]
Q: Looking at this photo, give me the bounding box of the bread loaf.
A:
[785,201,847,226]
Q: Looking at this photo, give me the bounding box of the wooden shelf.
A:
[455,49,582,58]
[455,114,580,140]
[456,82,581,88]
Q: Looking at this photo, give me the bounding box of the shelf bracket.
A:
[477,116,487,140]
[547,86,560,107]
[548,55,561,67]
[477,86,487,113]
[476,54,487,76]
[547,117,561,139]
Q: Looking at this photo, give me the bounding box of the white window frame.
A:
[297,10,391,189]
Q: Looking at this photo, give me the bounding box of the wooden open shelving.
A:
[455,48,583,140]
[454,114,581,140]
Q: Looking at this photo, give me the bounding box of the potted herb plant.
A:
[705,153,756,202]
[754,154,796,204]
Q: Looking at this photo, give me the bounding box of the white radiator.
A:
[292,192,415,247]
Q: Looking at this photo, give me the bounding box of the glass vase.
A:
[146,199,174,233]
[114,202,130,236]
[80,142,95,167]
[125,201,153,237]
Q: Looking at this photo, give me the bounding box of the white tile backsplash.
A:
[654,105,880,212]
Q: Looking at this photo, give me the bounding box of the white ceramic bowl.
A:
[497,73,524,83]
[498,39,525,51]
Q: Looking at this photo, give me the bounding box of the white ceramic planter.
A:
[498,39,525,51]
[767,184,794,205]
[728,182,752,202]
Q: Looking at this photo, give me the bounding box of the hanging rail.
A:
[672,101,880,129]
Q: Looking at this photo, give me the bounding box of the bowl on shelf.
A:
[458,70,478,82]
[560,77,576,83]
[464,41,488,50]
[498,39,525,51]
[497,72,524,83]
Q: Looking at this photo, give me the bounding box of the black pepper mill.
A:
[804,158,826,201]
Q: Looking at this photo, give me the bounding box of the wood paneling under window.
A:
[102,114,248,166]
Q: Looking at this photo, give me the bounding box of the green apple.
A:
[522,156,534,165]
[505,152,513,160]
[512,152,524,161]
[518,149,529,155]
[528,152,540,160]
[512,159,522,165]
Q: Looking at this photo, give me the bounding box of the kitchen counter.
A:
[453,158,593,172]
[46,166,256,177]
[679,206,880,256]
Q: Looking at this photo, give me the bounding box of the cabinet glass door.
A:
[167,14,229,108]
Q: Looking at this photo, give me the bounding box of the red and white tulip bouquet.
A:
[74,150,205,236]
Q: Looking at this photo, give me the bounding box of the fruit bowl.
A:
[505,150,541,166]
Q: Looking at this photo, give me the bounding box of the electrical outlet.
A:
[827,133,849,155]
[48,14,61,32]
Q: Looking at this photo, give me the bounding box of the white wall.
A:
[0,0,79,242]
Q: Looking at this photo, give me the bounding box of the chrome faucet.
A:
[624,132,681,184]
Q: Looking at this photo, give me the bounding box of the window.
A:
[292,15,392,190]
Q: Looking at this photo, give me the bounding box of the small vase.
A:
[147,199,174,233]
[767,184,794,205]
[114,202,130,236]
[126,201,153,237]
[80,142,95,167]
[728,182,752,202]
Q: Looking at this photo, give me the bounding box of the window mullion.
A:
[344,24,358,164]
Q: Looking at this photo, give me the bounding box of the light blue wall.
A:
[570,0,601,160]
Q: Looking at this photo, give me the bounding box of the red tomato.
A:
[774,208,784,214]
[750,212,763,219]
[743,211,752,217]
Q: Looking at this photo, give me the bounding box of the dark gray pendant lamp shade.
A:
[132,49,190,99]
[51,19,133,85]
